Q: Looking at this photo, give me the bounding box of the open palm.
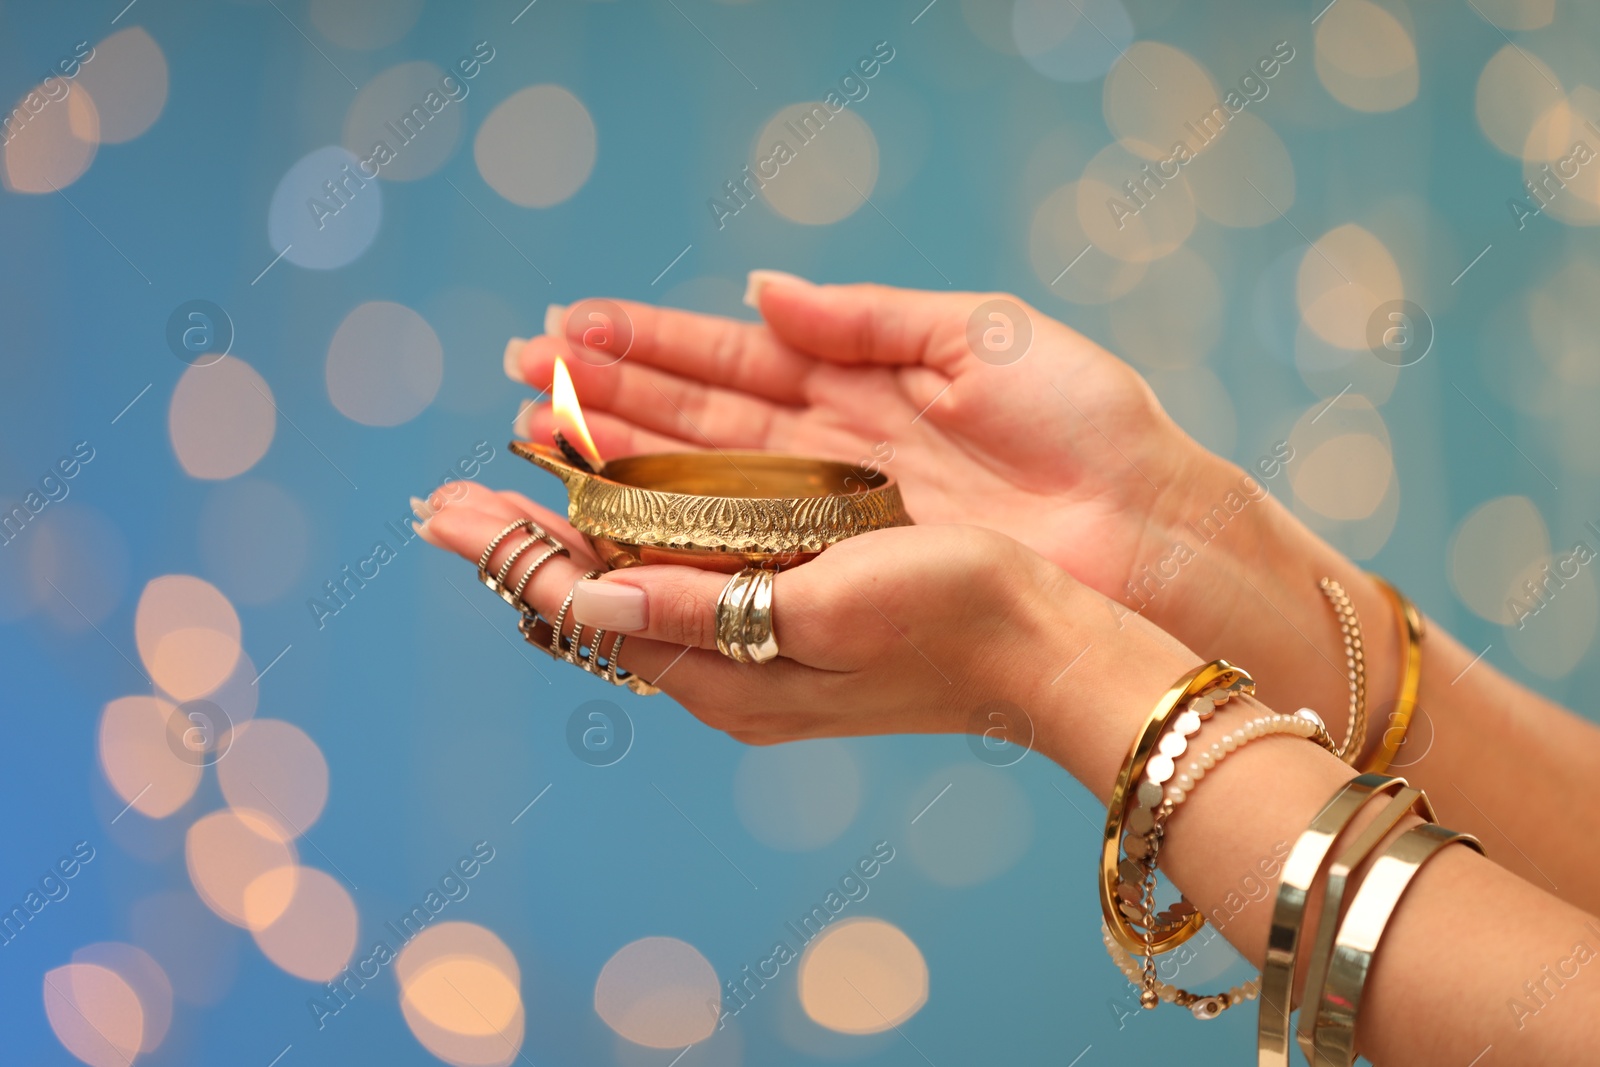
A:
[506,276,1201,601]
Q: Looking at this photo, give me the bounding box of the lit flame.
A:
[551,356,605,469]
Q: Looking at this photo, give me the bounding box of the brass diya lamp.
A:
[511,358,912,572]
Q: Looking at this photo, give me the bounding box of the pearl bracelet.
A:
[1115,699,1338,1020]
[1162,708,1333,809]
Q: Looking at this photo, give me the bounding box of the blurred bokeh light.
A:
[593,936,720,1049]
[396,922,526,1067]
[797,918,928,1036]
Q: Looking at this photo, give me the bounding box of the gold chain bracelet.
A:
[1317,578,1367,765]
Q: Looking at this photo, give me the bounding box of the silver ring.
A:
[714,571,755,661]
[507,545,565,607]
[491,534,545,593]
[551,570,602,660]
[509,572,661,695]
[741,568,779,664]
[477,519,539,580]
[715,568,778,664]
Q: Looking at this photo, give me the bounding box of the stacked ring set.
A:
[475,517,659,695]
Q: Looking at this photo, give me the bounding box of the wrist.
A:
[1138,451,1401,764]
[1125,446,1280,654]
[1009,568,1203,802]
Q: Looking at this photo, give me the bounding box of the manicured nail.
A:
[513,399,537,439]
[410,495,434,521]
[544,303,568,338]
[742,269,809,310]
[571,578,647,632]
[412,520,443,548]
[503,337,526,382]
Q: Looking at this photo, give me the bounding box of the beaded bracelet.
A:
[1101,661,1254,956]
[1318,578,1367,765]
[1110,702,1338,1020]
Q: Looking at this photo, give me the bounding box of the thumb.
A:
[570,565,817,664]
[744,270,1000,373]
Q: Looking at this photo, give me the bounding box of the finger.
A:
[422,481,593,562]
[492,489,582,540]
[515,335,801,450]
[420,479,520,519]
[417,501,668,671]
[418,500,770,698]
[421,502,589,602]
[747,271,991,374]
[566,566,721,649]
[652,653,830,736]
[416,496,848,732]
[515,402,704,458]
[536,300,815,405]
[567,565,827,667]
[415,478,505,517]
[423,483,606,572]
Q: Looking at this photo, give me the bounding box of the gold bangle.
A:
[1100,659,1253,955]
[1294,786,1436,1062]
[1256,773,1410,1066]
[1309,824,1485,1065]
[1362,575,1424,774]
[1112,703,1336,1021]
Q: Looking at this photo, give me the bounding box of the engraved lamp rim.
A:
[509,440,913,570]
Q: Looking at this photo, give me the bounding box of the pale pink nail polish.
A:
[742,269,810,310]
[513,400,535,439]
[544,303,568,338]
[571,578,648,631]
[503,337,527,382]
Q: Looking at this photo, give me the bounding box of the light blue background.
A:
[2,1,1595,1064]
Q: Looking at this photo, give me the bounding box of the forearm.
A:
[1147,454,1600,913]
[1019,579,1600,1065]
[1400,624,1600,904]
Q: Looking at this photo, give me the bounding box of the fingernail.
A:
[413,520,443,548]
[410,495,434,521]
[513,399,536,439]
[742,269,810,310]
[503,337,527,382]
[544,303,568,338]
[571,578,647,632]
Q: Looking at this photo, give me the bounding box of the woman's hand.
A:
[504,273,1391,744]
[506,274,1198,606]
[414,482,1197,771]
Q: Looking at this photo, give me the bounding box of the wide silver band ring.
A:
[715,568,779,664]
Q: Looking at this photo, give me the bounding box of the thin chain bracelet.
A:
[1319,578,1367,764]
[1102,922,1260,1016]
[1110,703,1338,1020]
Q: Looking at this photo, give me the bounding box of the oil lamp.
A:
[512,357,911,572]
